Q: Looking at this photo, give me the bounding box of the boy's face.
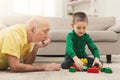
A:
[72,21,87,37]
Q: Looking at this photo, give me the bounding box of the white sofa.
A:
[0,16,120,63]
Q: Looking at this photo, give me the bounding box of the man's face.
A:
[33,26,50,43]
[73,21,87,37]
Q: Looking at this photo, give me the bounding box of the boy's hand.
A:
[73,56,84,71]
[92,57,102,68]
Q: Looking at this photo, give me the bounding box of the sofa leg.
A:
[106,55,112,63]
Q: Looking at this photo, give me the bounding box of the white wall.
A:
[65,0,120,20]
[74,3,91,15]
[0,0,64,17]
[55,0,65,17]
[64,0,91,16]
[1,0,120,18]
[96,0,120,19]
[0,0,15,16]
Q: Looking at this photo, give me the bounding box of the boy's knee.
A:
[61,63,71,69]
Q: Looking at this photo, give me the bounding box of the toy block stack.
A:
[68,58,112,74]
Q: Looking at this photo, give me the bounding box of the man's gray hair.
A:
[26,16,42,28]
[26,16,48,32]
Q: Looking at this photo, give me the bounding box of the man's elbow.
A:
[10,65,24,72]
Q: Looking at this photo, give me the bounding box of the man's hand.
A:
[92,57,102,68]
[73,56,84,71]
[44,63,61,71]
[36,38,51,48]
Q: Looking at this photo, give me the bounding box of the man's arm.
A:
[23,44,39,64]
[24,38,51,64]
[7,54,60,72]
[7,54,44,72]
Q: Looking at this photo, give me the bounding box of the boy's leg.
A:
[86,57,103,66]
[86,57,94,66]
[61,57,74,69]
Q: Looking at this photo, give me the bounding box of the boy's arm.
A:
[92,57,102,67]
[85,34,100,58]
[66,34,76,58]
[66,34,84,70]
[86,34,102,67]
[73,56,84,70]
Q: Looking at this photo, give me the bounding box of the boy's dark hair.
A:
[72,12,88,24]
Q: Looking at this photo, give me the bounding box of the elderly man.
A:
[0,16,60,72]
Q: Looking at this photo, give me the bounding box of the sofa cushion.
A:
[87,16,116,30]
[0,16,31,26]
[47,17,72,30]
[0,16,115,31]
[107,24,120,33]
[87,30,118,42]
[49,30,70,42]
[47,16,115,30]
[50,30,118,42]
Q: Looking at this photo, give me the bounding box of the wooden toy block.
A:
[83,66,88,71]
[104,67,112,73]
[100,67,112,74]
[87,66,99,73]
[69,67,76,72]
[80,58,88,64]
[100,68,105,72]
[72,63,80,71]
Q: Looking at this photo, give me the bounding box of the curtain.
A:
[13,0,64,17]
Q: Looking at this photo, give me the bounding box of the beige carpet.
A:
[0,55,120,80]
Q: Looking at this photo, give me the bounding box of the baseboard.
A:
[36,55,65,57]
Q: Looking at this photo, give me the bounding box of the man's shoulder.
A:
[9,24,26,36]
[8,24,27,43]
[14,24,26,29]
[4,24,26,33]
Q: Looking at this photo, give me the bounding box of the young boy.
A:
[61,12,102,71]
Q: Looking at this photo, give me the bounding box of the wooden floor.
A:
[0,55,120,80]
